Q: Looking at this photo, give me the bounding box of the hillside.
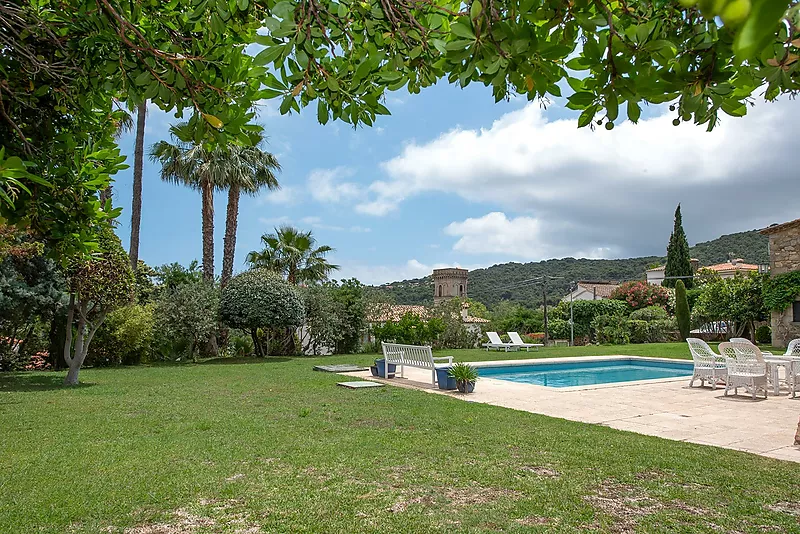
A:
[375,230,769,308]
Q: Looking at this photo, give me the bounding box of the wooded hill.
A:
[374,230,769,308]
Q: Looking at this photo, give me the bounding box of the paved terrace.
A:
[343,356,800,463]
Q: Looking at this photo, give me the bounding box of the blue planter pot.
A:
[457,380,475,393]
[436,367,457,390]
[374,358,396,378]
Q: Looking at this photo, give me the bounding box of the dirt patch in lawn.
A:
[387,485,523,513]
[766,501,800,517]
[115,500,261,534]
[516,515,556,526]
[584,480,717,533]
[519,465,560,478]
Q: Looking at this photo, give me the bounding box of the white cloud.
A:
[307,167,363,203]
[356,98,800,258]
[259,186,297,206]
[444,212,615,261]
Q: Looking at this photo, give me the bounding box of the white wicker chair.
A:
[784,339,800,398]
[785,339,800,356]
[718,341,768,400]
[686,338,727,389]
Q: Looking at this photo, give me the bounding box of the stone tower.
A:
[433,268,468,305]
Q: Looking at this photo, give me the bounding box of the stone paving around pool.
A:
[342,356,800,463]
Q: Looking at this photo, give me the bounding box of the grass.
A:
[1,344,798,533]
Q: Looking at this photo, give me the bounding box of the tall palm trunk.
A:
[129,102,146,271]
[201,179,215,282]
[221,184,240,288]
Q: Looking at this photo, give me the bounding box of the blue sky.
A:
[111,82,800,285]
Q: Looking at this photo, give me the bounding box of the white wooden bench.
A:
[381,342,454,386]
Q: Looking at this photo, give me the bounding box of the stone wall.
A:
[767,225,800,275]
[765,223,800,347]
[771,308,800,349]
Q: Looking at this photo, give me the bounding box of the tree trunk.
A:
[63,295,105,386]
[129,102,146,271]
[201,179,215,282]
[221,184,240,288]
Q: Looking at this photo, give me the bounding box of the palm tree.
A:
[129,102,147,272]
[149,122,226,282]
[246,226,339,285]
[220,132,281,288]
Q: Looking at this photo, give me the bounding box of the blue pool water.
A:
[479,359,693,388]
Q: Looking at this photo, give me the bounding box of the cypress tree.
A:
[675,280,690,341]
[663,204,693,288]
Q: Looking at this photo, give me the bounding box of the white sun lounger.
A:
[507,332,543,351]
[483,332,516,352]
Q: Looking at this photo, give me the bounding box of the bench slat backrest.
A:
[381,342,434,368]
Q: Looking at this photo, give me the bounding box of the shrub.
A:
[300,284,343,355]
[371,312,444,346]
[155,281,219,361]
[431,298,481,349]
[88,303,155,366]
[228,332,254,357]
[675,280,690,341]
[551,299,630,339]
[592,314,630,345]
[755,325,772,344]
[611,281,670,310]
[220,269,304,356]
[547,318,571,340]
[629,306,668,322]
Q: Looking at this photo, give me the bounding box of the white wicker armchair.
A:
[785,338,800,356]
[784,339,800,398]
[686,338,727,389]
[718,341,768,400]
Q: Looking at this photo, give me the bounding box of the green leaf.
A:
[470,0,482,20]
[327,77,340,92]
[720,99,747,117]
[317,100,328,125]
[451,21,476,40]
[134,71,151,87]
[279,95,293,114]
[565,57,590,71]
[627,100,641,123]
[605,92,618,122]
[567,92,596,107]
[733,0,786,61]
[253,45,284,66]
[578,105,597,128]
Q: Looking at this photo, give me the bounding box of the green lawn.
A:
[1,345,799,533]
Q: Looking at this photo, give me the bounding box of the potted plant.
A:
[435,366,457,390]
[448,362,478,393]
[373,358,396,378]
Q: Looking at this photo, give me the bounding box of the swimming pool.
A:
[478,358,693,388]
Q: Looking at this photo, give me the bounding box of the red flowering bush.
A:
[24,351,51,371]
[610,281,670,311]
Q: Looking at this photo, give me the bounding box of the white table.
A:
[763,355,799,396]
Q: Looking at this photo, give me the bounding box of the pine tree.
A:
[675,280,690,341]
[664,204,693,289]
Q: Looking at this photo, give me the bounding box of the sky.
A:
[110,83,800,286]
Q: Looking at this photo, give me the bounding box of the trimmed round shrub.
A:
[220,269,304,356]
[629,306,668,322]
[755,325,772,344]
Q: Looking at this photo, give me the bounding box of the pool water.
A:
[479,359,693,388]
